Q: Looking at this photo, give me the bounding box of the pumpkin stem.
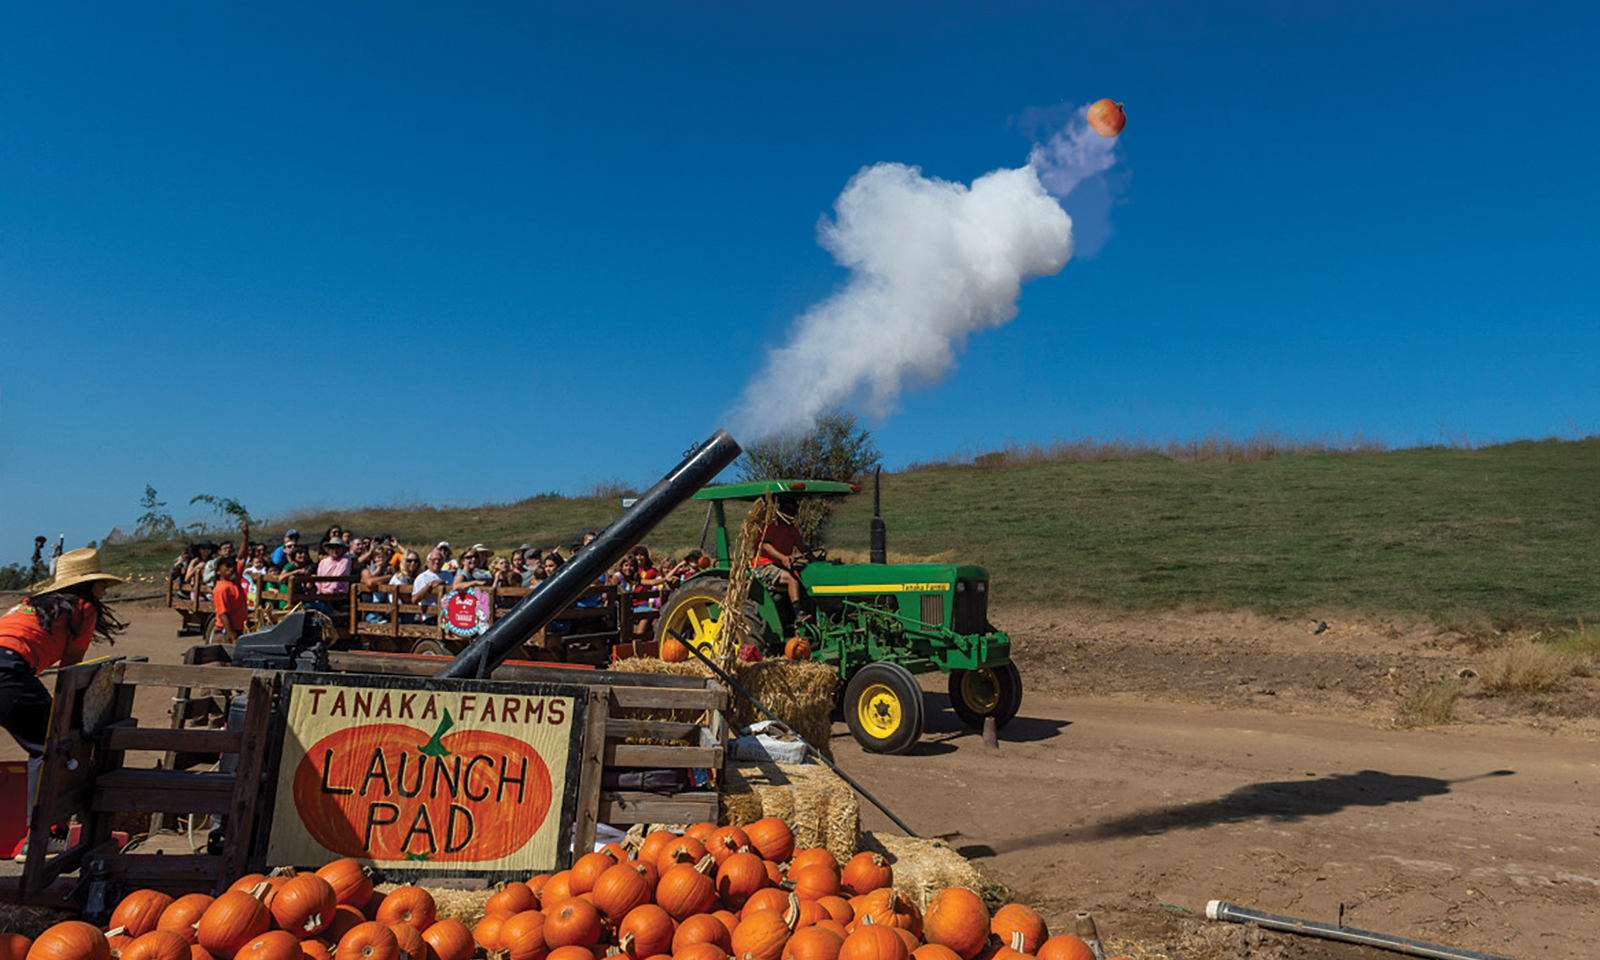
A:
[1011,932,1026,951]
[694,853,718,876]
[782,893,801,931]
[268,866,298,877]
[106,926,129,937]
[617,933,635,956]
[247,880,274,901]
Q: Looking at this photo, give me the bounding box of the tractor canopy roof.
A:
[693,479,859,501]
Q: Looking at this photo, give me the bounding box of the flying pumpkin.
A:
[1087,99,1126,138]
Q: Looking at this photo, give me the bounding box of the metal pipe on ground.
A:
[1206,900,1518,960]
[435,430,742,680]
[676,637,922,839]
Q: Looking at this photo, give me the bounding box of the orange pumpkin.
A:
[27,923,110,960]
[189,946,217,960]
[744,819,795,864]
[376,887,437,933]
[781,926,843,960]
[324,906,368,946]
[989,906,1046,955]
[542,871,577,907]
[715,852,769,911]
[383,923,426,960]
[336,923,399,960]
[672,914,732,954]
[656,836,708,874]
[789,850,839,878]
[838,925,907,960]
[855,890,921,938]
[158,895,215,945]
[675,945,728,960]
[569,851,619,895]
[119,931,194,960]
[593,863,653,921]
[660,637,690,663]
[471,914,510,953]
[526,874,553,908]
[685,823,717,843]
[314,860,375,910]
[813,920,849,941]
[705,826,750,866]
[293,725,555,863]
[636,830,678,868]
[111,890,177,938]
[546,948,595,960]
[269,874,338,939]
[656,855,718,920]
[629,858,661,893]
[616,904,675,960]
[911,946,963,960]
[299,943,333,960]
[840,855,892,897]
[1086,100,1126,138]
[232,932,299,960]
[1034,937,1093,960]
[921,890,988,960]
[421,919,475,960]
[784,638,812,662]
[543,898,603,949]
[815,897,853,926]
[196,891,272,959]
[0,934,29,960]
[498,911,547,960]
[788,865,840,903]
[729,895,798,960]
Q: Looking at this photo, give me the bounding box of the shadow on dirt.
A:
[923,692,1072,743]
[952,769,1518,857]
[1070,768,1517,842]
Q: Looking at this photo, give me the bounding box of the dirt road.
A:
[7,602,1597,958]
[832,685,1599,959]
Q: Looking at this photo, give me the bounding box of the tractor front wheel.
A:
[844,662,925,755]
[948,662,1023,730]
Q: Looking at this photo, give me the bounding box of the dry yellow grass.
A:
[1478,642,1574,695]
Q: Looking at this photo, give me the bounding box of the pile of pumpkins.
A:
[6,817,1125,960]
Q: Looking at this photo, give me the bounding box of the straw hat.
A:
[46,548,125,593]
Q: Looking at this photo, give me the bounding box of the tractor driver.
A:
[753,497,811,625]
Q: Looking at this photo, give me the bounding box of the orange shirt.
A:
[0,598,95,673]
[213,577,249,633]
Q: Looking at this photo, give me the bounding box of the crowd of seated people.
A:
[170,525,710,640]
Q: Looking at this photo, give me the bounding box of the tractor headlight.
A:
[956,582,967,593]
[976,581,987,593]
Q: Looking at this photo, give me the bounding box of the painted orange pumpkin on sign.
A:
[291,712,554,862]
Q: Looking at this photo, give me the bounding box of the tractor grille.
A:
[952,579,989,635]
[920,594,944,627]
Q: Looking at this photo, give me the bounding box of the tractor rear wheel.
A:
[410,638,452,656]
[948,662,1023,729]
[657,578,766,661]
[844,662,925,755]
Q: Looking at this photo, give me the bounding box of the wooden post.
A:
[572,688,610,857]
[217,674,274,889]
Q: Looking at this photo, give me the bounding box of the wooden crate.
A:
[20,659,278,900]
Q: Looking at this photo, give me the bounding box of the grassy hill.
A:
[103,438,1600,627]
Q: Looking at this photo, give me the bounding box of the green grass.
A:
[102,437,1600,626]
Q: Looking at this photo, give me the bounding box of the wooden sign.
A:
[263,672,587,881]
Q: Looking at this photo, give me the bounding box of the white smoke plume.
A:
[730,110,1118,438]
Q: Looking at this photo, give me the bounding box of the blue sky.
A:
[3,2,1597,560]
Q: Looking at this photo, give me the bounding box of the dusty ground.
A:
[6,601,1597,959]
[825,604,1600,960]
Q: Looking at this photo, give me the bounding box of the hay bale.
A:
[611,657,839,760]
[0,903,77,938]
[720,761,859,865]
[861,831,1011,914]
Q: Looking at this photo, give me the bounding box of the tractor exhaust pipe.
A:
[869,466,887,565]
[436,429,742,679]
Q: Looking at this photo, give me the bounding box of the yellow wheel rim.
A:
[958,669,1002,715]
[663,597,725,659]
[857,683,902,739]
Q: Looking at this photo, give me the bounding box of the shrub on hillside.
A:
[738,409,881,482]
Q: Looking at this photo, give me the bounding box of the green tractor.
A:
[656,478,1022,754]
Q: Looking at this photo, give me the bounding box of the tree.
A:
[135,485,178,540]
[737,409,882,483]
[189,494,261,532]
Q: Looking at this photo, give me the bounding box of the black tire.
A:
[844,662,926,755]
[949,662,1024,729]
[410,638,451,656]
[657,577,768,661]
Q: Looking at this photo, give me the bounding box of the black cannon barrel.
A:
[435,429,742,680]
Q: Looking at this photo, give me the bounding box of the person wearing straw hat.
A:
[0,548,127,846]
